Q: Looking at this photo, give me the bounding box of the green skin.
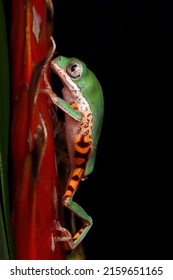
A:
[50,56,104,249]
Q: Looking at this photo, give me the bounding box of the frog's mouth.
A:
[51,59,80,95]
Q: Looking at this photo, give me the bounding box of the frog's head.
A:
[51,56,102,100]
[52,56,87,80]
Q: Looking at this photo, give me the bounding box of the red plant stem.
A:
[11,0,65,259]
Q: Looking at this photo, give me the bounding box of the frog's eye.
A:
[66,62,82,78]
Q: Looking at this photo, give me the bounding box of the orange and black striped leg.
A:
[62,168,93,250]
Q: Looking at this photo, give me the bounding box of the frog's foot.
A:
[52,221,74,250]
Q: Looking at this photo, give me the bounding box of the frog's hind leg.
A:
[62,167,93,250]
[62,133,93,249]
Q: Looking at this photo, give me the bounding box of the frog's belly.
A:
[65,114,92,171]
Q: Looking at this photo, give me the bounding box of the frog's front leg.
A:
[46,90,82,121]
[62,167,93,250]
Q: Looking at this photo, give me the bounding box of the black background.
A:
[52,1,171,260]
[1,0,171,261]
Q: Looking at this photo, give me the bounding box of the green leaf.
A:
[0,0,14,259]
[0,201,9,259]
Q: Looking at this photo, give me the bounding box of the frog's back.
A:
[84,71,104,176]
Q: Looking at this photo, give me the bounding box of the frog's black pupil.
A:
[71,64,77,72]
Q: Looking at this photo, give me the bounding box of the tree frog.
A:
[48,55,104,249]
